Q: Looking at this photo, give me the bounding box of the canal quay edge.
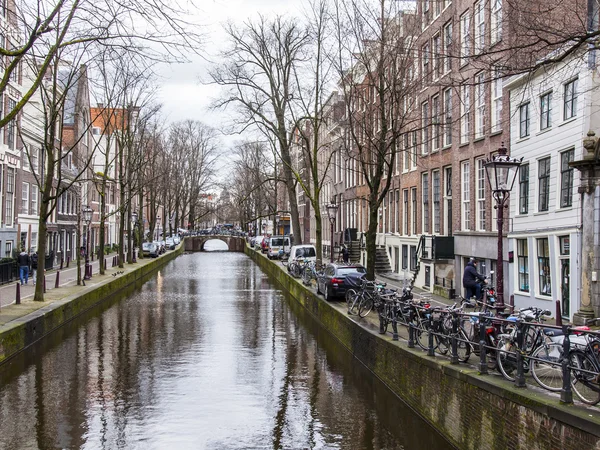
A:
[245,245,600,450]
[0,244,184,365]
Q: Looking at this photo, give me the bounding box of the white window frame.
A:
[474,1,485,54]
[432,95,440,151]
[444,22,453,73]
[460,83,470,143]
[476,159,486,231]
[462,161,470,231]
[21,182,29,215]
[31,184,38,216]
[490,0,502,45]
[444,88,452,146]
[460,11,471,63]
[474,72,485,139]
[491,69,503,133]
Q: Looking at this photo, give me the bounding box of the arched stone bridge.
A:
[184,235,246,252]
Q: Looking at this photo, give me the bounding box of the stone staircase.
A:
[375,246,392,273]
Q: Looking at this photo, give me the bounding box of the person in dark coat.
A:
[30,250,38,285]
[341,245,349,264]
[462,257,486,300]
[17,249,30,285]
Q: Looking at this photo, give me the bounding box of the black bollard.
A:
[408,322,415,348]
[515,320,526,388]
[450,312,459,365]
[60,257,64,270]
[43,275,46,294]
[427,322,435,357]
[479,319,488,375]
[560,325,573,404]
[66,256,70,268]
[556,300,563,327]
[55,271,60,289]
[104,258,107,271]
[15,282,20,305]
[392,307,399,341]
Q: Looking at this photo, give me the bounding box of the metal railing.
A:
[0,259,17,285]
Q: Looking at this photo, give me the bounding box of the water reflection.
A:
[0,252,452,450]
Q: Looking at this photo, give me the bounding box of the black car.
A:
[317,263,367,301]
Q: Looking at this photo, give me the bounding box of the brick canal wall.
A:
[0,245,184,365]
[246,246,600,450]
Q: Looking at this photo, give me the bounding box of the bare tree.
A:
[210,16,310,243]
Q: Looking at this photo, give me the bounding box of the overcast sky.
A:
[156,0,302,134]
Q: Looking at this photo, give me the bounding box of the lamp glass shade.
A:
[82,206,93,223]
[485,158,521,192]
[326,203,339,220]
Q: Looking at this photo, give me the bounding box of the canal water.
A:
[0,249,453,450]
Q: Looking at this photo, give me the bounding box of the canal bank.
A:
[245,246,600,450]
[0,244,184,365]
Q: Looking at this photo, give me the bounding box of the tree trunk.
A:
[366,198,379,281]
[98,181,107,274]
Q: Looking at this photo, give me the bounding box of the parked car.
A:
[288,244,317,262]
[267,236,291,259]
[253,235,265,251]
[260,236,270,253]
[165,237,175,250]
[142,242,159,258]
[316,263,367,301]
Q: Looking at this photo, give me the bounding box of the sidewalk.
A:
[375,272,455,308]
[0,253,154,327]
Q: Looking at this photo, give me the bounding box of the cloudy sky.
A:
[156,0,303,136]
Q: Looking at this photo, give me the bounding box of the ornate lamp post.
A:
[484,144,522,311]
[82,205,93,280]
[131,211,138,262]
[326,199,339,263]
[156,215,161,241]
[275,214,280,236]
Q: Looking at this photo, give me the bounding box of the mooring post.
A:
[15,282,20,305]
[43,275,46,294]
[55,271,60,289]
[479,318,488,375]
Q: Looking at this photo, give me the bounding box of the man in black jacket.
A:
[462,257,486,301]
[17,249,30,285]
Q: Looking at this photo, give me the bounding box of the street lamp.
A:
[275,214,280,236]
[82,205,93,280]
[156,215,161,241]
[131,211,138,262]
[484,143,522,311]
[326,199,339,263]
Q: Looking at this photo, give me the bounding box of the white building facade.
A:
[506,53,600,320]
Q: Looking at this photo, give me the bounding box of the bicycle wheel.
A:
[302,267,312,286]
[415,320,430,351]
[569,350,600,405]
[456,328,471,363]
[379,305,389,333]
[496,337,518,382]
[346,289,358,314]
[530,342,563,392]
[358,295,374,318]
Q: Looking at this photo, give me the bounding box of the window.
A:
[422,43,430,82]
[444,166,453,235]
[433,170,440,233]
[560,149,574,208]
[402,245,408,270]
[403,134,410,172]
[411,131,417,169]
[517,239,529,292]
[410,245,417,271]
[444,22,453,73]
[537,238,551,296]
[395,189,399,233]
[460,83,470,143]
[474,1,485,53]
[5,167,14,227]
[519,103,530,138]
[476,159,486,230]
[538,157,551,212]
[519,164,529,214]
[5,241,11,258]
[432,95,440,151]
[31,184,38,215]
[403,189,409,235]
[474,72,485,138]
[422,102,429,155]
[540,92,552,130]
[461,161,470,230]
[489,72,502,135]
[433,34,441,79]
[411,188,417,234]
[21,182,29,215]
[491,0,502,44]
[444,88,452,146]
[563,78,578,120]
[422,173,430,233]
[460,12,470,62]
[7,98,16,149]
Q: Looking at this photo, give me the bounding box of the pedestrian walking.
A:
[30,250,38,285]
[17,249,31,285]
[342,244,349,264]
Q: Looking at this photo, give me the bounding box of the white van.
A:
[288,244,317,262]
[267,236,291,259]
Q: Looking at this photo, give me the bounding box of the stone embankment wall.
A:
[245,246,600,450]
[0,245,183,364]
